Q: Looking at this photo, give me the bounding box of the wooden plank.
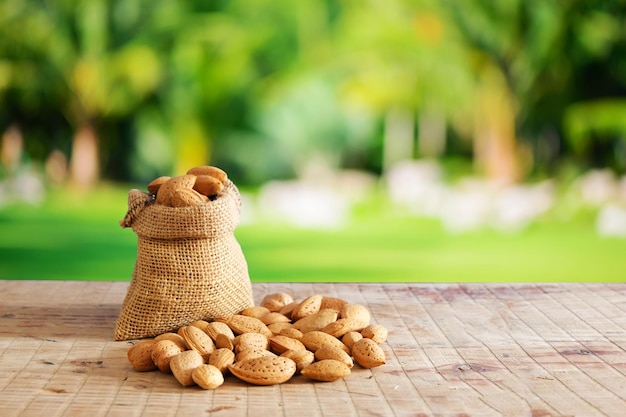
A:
[2,281,626,416]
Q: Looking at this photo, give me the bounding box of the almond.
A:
[291,294,323,321]
[301,359,351,382]
[228,356,296,386]
[235,348,276,362]
[300,331,350,354]
[240,306,271,320]
[260,292,294,312]
[352,338,386,368]
[234,332,269,353]
[280,349,314,373]
[127,340,157,372]
[215,333,234,351]
[314,345,353,369]
[215,315,273,338]
[342,331,363,352]
[320,296,349,312]
[278,302,298,318]
[179,325,215,360]
[186,166,228,185]
[170,350,204,386]
[340,304,371,324]
[192,364,224,390]
[204,321,235,342]
[155,174,197,206]
[193,175,224,198]
[208,348,235,374]
[269,335,306,355]
[261,312,291,325]
[151,339,184,373]
[267,322,293,335]
[293,309,338,334]
[189,319,210,333]
[278,327,304,340]
[361,324,388,344]
[320,317,367,338]
[171,188,208,207]
[147,176,170,195]
[154,333,188,350]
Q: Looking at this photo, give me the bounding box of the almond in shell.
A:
[361,324,388,344]
[127,340,157,372]
[342,331,363,352]
[155,174,197,206]
[300,331,350,354]
[235,332,269,353]
[280,349,314,373]
[193,175,224,198]
[186,166,228,185]
[192,364,224,390]
[269,335,306,355]
[147,176,170,195]
[208,348,235,374]
[204,321,235,342]
[293,309,338,334]
[215,315,273,338]
[291,294,323,321]
[151,339,184,373]
[260,292,294,312]
[321,317,367,338]
[301,359,351,382]
[340,304,371,324]
[170,350,204,386]
[171,188,208,207]
[314,345,354,368]
[179,325,215,360]
[228,356,296,386]
[352,338,386,368]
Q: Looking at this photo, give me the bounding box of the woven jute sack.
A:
[114,180,254,341]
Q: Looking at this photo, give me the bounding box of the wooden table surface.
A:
[1,280,625,417]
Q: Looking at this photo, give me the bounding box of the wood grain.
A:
[1,281,625,417]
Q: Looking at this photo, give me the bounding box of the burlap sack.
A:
[114,180,254,341]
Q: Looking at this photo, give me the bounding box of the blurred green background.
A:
[1,0,626,282]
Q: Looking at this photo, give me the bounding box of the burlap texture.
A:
[114,180,254,341]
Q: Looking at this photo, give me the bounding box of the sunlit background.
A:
[1,0,626,282]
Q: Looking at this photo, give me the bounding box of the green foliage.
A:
[1,0,626,183]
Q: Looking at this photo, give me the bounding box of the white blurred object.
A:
[257,180,350,229]
[596,204,626,238]
[491,182,554,232]
[577,169,618,206]
[385,159,444,216]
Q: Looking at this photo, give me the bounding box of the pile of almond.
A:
[126,293,389,388]
[147,165,228,207]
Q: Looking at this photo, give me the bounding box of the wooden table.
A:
[1,280,625,417]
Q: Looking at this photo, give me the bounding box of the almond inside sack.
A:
[115,180,254,341]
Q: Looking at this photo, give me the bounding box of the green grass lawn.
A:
[1,184,624,282]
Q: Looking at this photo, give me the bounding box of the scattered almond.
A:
[314,345,354,369]
[291,294,323,321]
[361,324,388,344]
[269,335,306,355]
[301,359,351,382]
[215,315,273,338]
[228,356,296,386]
[352,338,386,368]
[127,340,157,372]
[280,349,314,373]
[293,309,338,334]
[260,292,294,312]
[170,350,204,386]
[192,364,224,390]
